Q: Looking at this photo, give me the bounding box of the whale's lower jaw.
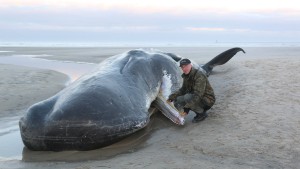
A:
[153,94,185,125]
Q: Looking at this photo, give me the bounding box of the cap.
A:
[179,59,191,67]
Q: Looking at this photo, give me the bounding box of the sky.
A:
[0,0,300,46]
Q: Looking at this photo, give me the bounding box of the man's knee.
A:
[174,96,185,110]
[175,96,185,105]
[183,93,193,103]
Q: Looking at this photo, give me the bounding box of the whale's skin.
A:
[19,49,184,151]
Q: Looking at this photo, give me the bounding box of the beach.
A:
[0,47,299,169]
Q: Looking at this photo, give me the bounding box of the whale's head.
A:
[130,49,186,125]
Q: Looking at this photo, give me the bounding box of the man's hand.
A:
[168,93,177,102]
[167,99,173,103]
[180,112,188,117]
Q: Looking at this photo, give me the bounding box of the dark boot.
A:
[192,111,208,123]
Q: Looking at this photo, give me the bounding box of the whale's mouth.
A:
[154,70,185,125]
[153,93,185,125]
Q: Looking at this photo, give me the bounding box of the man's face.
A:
[180,63,192,75]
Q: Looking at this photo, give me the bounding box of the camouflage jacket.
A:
[170,67,215,107]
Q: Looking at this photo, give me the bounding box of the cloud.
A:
[0,0,300,44]
[186,27,226,31]
[1,0,300,15]
[0,22,159,32]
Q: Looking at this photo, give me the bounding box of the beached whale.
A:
[19,47,245,151]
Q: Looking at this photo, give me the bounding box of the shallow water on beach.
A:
[0,54,97,82]
[0,117,23,160]
[0,131,23,160]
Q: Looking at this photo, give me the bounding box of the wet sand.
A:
[0,47,299,169]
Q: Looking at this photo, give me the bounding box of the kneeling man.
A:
[168,59,215,123]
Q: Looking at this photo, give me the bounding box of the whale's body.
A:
[19,48,245,151]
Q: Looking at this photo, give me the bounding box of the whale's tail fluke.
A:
[201,47,245,75]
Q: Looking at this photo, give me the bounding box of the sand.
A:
[0,47,299,169]
[0,65,68,118]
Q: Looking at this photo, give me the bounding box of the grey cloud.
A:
[0,7,299,44]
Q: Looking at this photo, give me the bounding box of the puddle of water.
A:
[0,54,97,82]
[0,51,13,53]
[0,117,23,160]
[0,131,23,160]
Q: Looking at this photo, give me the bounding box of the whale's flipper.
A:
[202,47,245,75]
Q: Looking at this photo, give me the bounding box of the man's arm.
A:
[168,90,181,102]
[168,83,187,102]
